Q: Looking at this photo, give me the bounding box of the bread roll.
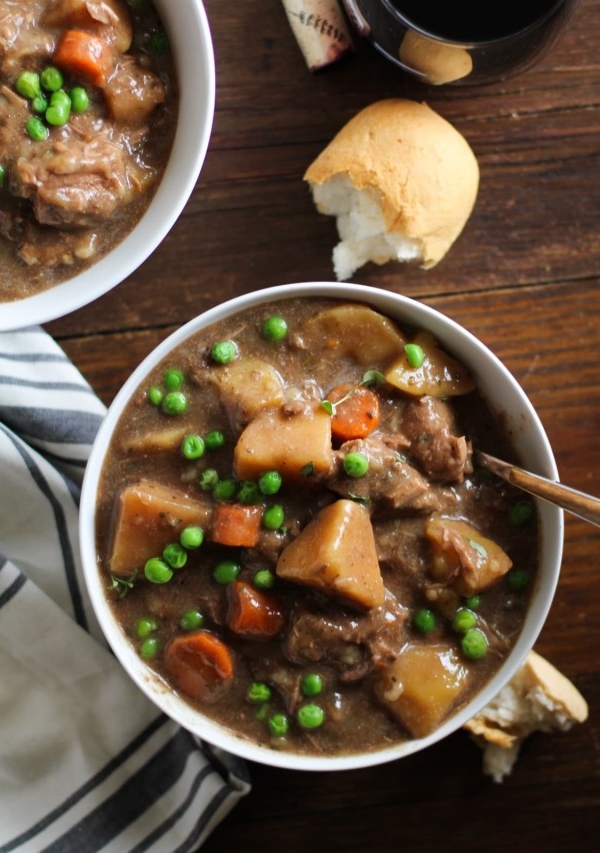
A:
[304,99,479,280]
[464,650,588,783]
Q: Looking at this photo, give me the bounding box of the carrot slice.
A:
[164,631,234,702]
[227,581,285,639]
[209,502,263,548]
[327,383,380,442]
[54,29,115,86]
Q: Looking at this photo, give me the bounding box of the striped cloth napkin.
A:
[0,327,250,853]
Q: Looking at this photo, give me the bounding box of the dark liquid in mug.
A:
[391,0,558,42]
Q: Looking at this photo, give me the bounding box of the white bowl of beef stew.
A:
[0,0,215,330]
[80,282,563,771]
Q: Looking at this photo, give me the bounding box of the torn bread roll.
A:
[464,650,588,783]
[304,99,479,280]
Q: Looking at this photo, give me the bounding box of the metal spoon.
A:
[475,450,600,528]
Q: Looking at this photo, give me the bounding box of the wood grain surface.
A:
[46,1,599,850]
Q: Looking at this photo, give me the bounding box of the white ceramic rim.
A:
[80,282,564,771]
[0,0,216,331]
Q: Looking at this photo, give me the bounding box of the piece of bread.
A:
[303,99,479,280]
[464,650,588,783]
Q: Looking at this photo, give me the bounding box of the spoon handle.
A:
[475,451,600,528]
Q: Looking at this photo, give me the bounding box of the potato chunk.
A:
[276,499,384,610]
[425,517,513,595]
[385,330,475,397]
[119,425,187,454]
[376,643,470,737]
[295,304,405,365]
[233,401,333,484]
[108,480,212,575]
[212,357,284,428]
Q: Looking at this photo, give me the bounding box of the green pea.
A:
[452,607,477,634]
[16,71,41,99]
[180,609,204,631]
[147,385,163,406]
[181,434,205,460]
[210,340,238,364]
[509,499,534,526]
[135,616,158,638]
[46,91,71,126]
[49,88,70,105]
[205,430,225,450]
[213,559,241,584]
[140,637,160,659]
[161,390,187,415]
[148,30,168,55]
[0,165,4,188]
[297,703,325,729]
[45,105,69,127]
[412,608,437,634]
[41,66,64,92]
[69,86,89,113]
[163,542,187,569]
[301,673,323,697]
[507,568,531,591]
[263,504,284,530]
[268,713,289,737]
[199,468,220,491]
[343,451,369,478]
[237,480,262,504]
[144,557,173,584]
[463,595,481,610]
[25,116,48,141]
[253,569,275,590]
[254,703,269,721]
[180,526,204,549]
[247,682,272,703]
[213,477,238,501]
[258,470,282,495]
[262,315,288,342]
[32,93,48,114]
[404,343,425,368]
[164,367,184,390]
[461,628,489,660]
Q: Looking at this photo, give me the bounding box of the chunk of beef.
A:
[11,115,148,228]
[283,590,408,681]
[327,434,440,514]
[401,395,473,483]
[373,517,430,579]
[0,2,54,76]
[249,657,303,714]
[0,85,29,154]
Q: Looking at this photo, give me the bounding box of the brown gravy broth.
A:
[96,298,539,756]
[0,0,177,302]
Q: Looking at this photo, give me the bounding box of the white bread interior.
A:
[304,99,480,280]
[464,650,588,783]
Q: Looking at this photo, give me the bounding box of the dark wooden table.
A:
[48,1,599,849]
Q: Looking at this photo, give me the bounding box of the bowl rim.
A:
[80,281,564,771]
[0,0,216,331]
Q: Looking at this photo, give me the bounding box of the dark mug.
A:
[341,0,580,85]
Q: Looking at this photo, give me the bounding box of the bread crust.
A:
[464,650,588,775]
[304,99,479,268]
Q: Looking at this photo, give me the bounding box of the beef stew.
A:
[0,0,177,302]
[95,298,539,757]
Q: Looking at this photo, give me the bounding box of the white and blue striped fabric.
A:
[0,327,250,853]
